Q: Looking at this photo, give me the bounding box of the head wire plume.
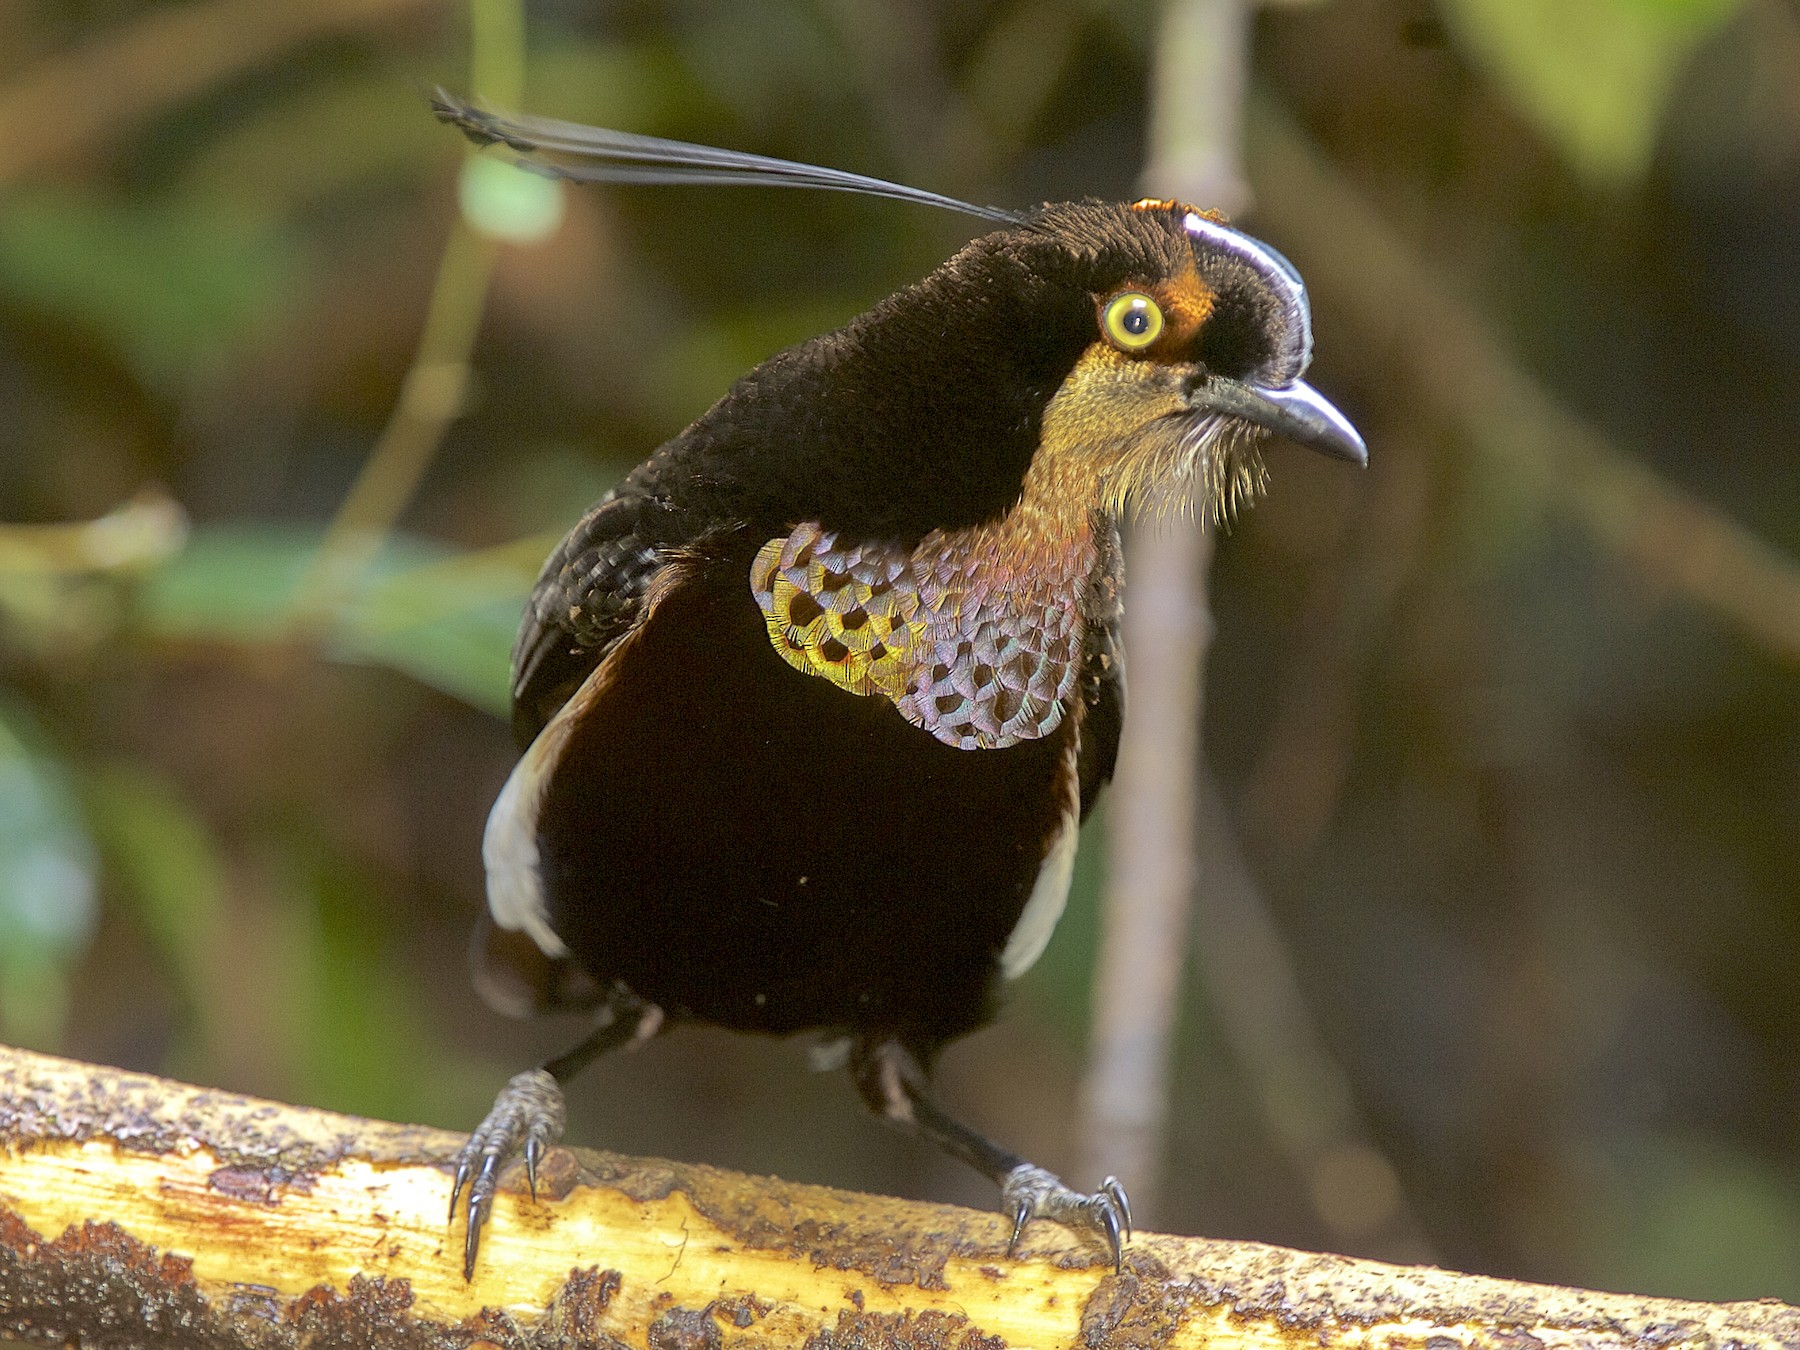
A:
[433,91,1024,226]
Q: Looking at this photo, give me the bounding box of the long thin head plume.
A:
[433,91,1023,226]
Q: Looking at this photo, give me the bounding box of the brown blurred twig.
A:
[1204,94,1800,1254]
[1079,0,1251,1223]
[0,490,188,576]
[288,220,497,624]
[1247,101,1800,670]
[1086,1,1434,1255]
[0,0,434,189]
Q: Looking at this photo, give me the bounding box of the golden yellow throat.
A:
[747,339,1264,750]
[747,409,1114,752]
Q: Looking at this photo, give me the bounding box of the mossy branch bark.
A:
[0,1044,1794,1350]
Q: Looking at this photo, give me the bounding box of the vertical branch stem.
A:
[1079,519,1212,1210]
[468,0,526,107]
[289,224,496,624]
[288,0,524,627]
[1078,0,1250,1218]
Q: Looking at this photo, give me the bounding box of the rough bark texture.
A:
[0,1045,1794,1350]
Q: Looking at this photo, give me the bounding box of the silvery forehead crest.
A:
[1181,210,1314,388]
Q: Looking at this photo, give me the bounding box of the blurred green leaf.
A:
[1437,0,1746,185]
[134,525,317,645]
[181,75,456,220]
[1595,1135,1800,1300]
[351,537,553,715]
[343,592,519,716]
[135,524,533,715]
[459,156,566,243]
[0,191,301,392]
[0,699,97,1049]
[82,765,228,1065]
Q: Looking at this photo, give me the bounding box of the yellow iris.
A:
[1101,291,1164,351]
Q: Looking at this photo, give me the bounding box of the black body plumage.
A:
[500,209,1144,1047]
[513,204,1189,721]
[444,98,1366,1279]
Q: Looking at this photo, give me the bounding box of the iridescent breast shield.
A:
[750,519,1095,750]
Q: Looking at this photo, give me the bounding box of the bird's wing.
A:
[510,483,712,746]
[467,910,604,1018]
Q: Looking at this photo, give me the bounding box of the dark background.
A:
[1,0,1796,1303]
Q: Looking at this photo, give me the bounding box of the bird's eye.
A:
[1100,292,1164,352]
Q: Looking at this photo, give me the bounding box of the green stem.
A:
[287,0,525,629]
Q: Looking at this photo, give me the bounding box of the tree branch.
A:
[1080,0,1249,1227]
[0,1045,1794,1348]
[0,0,435,189]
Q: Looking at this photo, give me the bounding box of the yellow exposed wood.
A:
[0,1044,1795,1349]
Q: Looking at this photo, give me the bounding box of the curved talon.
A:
[448,1159,469,1223]
[1102,1175,1133,1242]
[999,1162,1132,1269]
[462,1222,481,1282]
[463,1154,498,1280]
[450,1068,568,1280]
[1095,1196,1123,1272]
[1007,1199,1030,1255]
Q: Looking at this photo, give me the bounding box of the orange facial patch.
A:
[1103,269,1212,353]
[1130,198,1229,225]
[1117,200,1228,352]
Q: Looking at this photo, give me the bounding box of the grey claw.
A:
[998,1163,1133,1269]
[462,1219,481,1282]
[450,1068,566,1280]
[463,1155,497,1280]
[1103,1175,1133,1241]
[1007,1199,1030,1255]
[448,1159,469,1222]
[1096,1197,1123,1273]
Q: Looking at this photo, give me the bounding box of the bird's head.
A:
[987,198,1364,525]
[790,197,1365,535]
[433,94,1365,534]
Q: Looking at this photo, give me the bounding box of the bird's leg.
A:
[451,992,664,1278]
[849,1037,1131,1270]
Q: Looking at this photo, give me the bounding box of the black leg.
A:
[848,1037,1131,1270]
[451,993,664,1278]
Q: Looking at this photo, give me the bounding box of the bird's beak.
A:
[1194,376,1367,466]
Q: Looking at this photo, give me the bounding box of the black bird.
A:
[438,95,1366,1279]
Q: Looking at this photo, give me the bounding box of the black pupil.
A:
[1123,307,1149,335]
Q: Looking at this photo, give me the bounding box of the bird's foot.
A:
[1000,1164,1132,1271]
[449,1068,566,1279]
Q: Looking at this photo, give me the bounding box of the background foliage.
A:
[0,0,1796,1304]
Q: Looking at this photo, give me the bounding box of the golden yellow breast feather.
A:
[747,342,1217,752]
[750,520,1092,751]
